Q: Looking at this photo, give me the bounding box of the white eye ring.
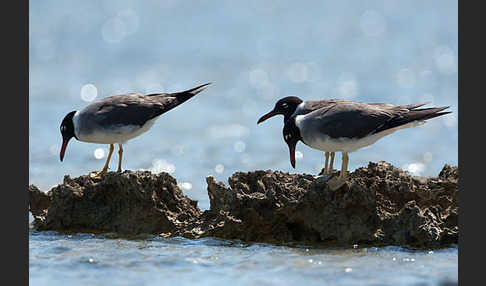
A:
[282,103,288,108]
[61,126,66,132]
[285,134,291,140]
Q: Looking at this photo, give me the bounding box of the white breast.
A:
[73,112,159,144]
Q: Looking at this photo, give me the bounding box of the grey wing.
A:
[302,99,415,113]
[305,102,394,139]
[304,100,414,112]
[83,94,167,127]
[145,93,187,113]
[298,99,352,115]
[369,102,430,110]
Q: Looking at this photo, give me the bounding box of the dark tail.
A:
[373,105,451,134]
[144,82,211,118]
[170,82,211,105]
[181,82,212,95]
[399,102,431,110]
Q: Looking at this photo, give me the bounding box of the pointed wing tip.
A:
[438,105,452,112]
[188,82,212,95]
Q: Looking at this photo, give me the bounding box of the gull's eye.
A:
[60,126,66,132]
[284,134,291,140]
[282,103,288,109]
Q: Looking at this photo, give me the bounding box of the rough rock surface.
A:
[29,171,201,235]
[188,161,458,248]
[29,161,458,248]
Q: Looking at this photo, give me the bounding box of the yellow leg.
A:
[329,152,335,171]
[339,152,349,179]
[117,143,123,173]
[324,152,330,174]
[91,144,114,178]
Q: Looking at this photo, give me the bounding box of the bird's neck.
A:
[285,117,302,142]
[70,114,79,140]
[283,111,294,122]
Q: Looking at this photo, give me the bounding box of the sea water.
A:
[29,230,457,286]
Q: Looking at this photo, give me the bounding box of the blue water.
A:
[29,0,458,285]
[30,230,457,286]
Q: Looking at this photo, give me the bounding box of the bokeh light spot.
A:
[80,84,98,102]
[150,159,176,174]
[295,151,303,160]
[215,164,224,174]
[406,162,425,175]
[178,182,193,191]
[94,148,105,160]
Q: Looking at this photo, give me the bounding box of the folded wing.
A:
[301,101,450,139]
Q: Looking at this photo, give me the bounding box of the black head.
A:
[60,111,77,162]
[257,96,303,124]
[282,118,302,168]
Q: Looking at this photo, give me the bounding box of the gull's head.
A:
[59,111,77,162]
[282,118,301,168]
[257,96,303,124]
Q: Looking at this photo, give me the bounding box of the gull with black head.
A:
[264,96,451,181]
[59,82,211,178]
[258,96,357,174]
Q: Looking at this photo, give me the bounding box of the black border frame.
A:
[3,0,28,285]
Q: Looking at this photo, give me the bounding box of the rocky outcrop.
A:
[29,161,458,248]
[193,162,458,248]
[29,171,201,235]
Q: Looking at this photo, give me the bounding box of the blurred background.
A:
[29,0,457,210]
